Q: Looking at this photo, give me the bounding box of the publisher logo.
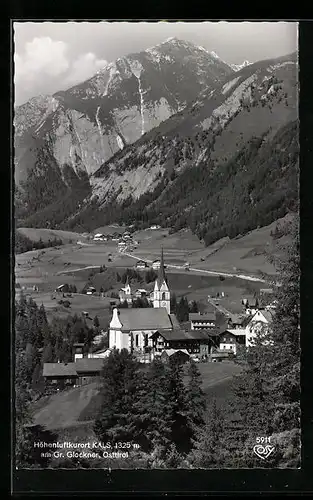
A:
[253,444,275,460]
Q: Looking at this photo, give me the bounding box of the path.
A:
[123,252,268,284]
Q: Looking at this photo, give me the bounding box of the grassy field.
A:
[32,361,242,434]
[17,227,89,243]
[15,214,292,322]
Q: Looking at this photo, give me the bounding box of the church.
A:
[109,249,180,353]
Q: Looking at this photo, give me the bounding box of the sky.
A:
[13,21,298,106]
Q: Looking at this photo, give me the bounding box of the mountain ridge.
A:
[14,37,234,183]
[15,45,298,249]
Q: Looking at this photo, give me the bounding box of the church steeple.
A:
[157,246,167,288]
[153,247,171,314]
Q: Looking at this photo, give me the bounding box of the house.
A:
[43,362,78,388]
[160,349,190,365]
[55,284,67,293]
[245,309,275,347]
[75,358,105,385]
[152,259,161,270]
[150,329,212,359]
[86,286,96,295]
[135,288,148,298]
[119,276,132,304]
[242,296,259,315]
[135,260,148,270]
[228,314,252,329]
[150,225,161,230]
[118,241,127,253]
[72,342,85,362]
[219,328,246,355]
[93,233,107,241]
[189,312,217,330]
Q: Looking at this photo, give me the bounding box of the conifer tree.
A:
[94,349,143,445]
[136,358,174,457]
[185,360,206,432]
[167,358,193,454]
[188,399,226,468]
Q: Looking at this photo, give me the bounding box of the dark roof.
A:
[153,329,212,341]
[118,308,173,330]
[43,363,77,378]
[229,314,246,325]
[161,349,190,358]
[189,313,216,321]
[169,314,180,329]
[75,358,105,373]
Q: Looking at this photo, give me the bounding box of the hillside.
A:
[15,47,298,249]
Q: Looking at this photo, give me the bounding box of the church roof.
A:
[118,307,173,331]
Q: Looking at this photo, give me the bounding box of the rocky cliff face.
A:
[14,37,234,183]
[89,52,298,206]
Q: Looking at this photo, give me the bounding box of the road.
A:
[123,252,268,284]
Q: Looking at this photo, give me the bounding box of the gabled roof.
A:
[118,307,173,331]
[252,309,275,323]
[75,358,105,373]
[225,328,247,336]
[161,349,190,357]
[153,329,212,341]
[43,363,77,378]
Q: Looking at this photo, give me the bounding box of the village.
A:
[38,244,277,391]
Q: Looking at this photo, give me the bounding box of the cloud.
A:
[64,52,108,86]
[14,37,69,83]
[14,36,108,105]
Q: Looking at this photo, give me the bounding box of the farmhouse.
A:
[219,328,246,355]
[135,260,148,270]
[245,309,275,347]
[152,259,161,270]
[43,362,78,388]
[43,358,105,387]
[160,349,190,365]
[150,328,212,358]
[86,286,96,295]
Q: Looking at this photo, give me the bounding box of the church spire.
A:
[157,247,167,287]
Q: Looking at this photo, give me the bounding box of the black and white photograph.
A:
[13,21,300,470]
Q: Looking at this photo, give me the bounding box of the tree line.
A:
[15,233,63,254]
[60,120,298,246]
